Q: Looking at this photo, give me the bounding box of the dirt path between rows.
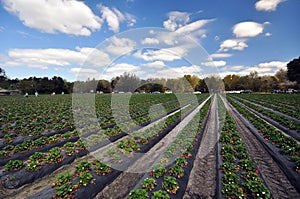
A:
[222,96,300,199]
[183,95,218,199]
[95,96,212,199]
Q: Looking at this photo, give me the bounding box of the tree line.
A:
[0,56,299,94]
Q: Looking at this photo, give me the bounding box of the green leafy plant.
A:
[151,190,170,199]
[162,176,179,194]
[175,157,187,167]
[75,160,92,175]
[5,160,25,171]
[150,164,167,178]
[95,162,111,175]
[78,172,95,186]
[128,189,148,199]
[142,178,156,191]
[168,165,184,178]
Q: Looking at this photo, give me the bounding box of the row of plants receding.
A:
[126,98,212,198]
[50,95,209,199]
[0,130,78,160]
[51,159,114,199]
[227,97,300,173]
[0,95,196,162]
[0,93,187,141]
[2,140,85,172]
[218,97,271,198]
[230,94,300,120]
[103,102,197,163]
[0,96,207,191]
[231,95,300,132]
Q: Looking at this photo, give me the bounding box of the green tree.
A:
[287,57,300,83]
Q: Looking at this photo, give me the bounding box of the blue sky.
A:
[0,0,299,81]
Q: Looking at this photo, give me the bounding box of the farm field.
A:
[0,93,299,199]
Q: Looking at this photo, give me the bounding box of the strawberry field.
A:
[0,93,299,199]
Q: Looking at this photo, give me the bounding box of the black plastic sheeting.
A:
[0,150,88,189]
[228,101,300,194]
[0,128,74,150]
[26,104,201,199]
[233,99,300,142]
[0,136,79,166]
[128,107,211,199]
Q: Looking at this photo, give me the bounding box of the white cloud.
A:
[98,4,136,32]
[163,11,190,31]
[255,0,285,12]
[219,39,248,52]
[133,45,189,62]
[202,60,226,67]
[141,38,160,45]
[258,61,288,69]
[175,19,215,35]
[265,32,272,37]
[201,34,207,38]
[233,22,264,38]
[2,47,111,69]
[142,61,166,69]
[105,36,136,55]
[230,65,244,70]
[152,65,202,79]
[3,0,102,36]
[210,53,233,59]
[106,63,140,73]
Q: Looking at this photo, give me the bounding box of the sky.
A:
[0,0,299,81]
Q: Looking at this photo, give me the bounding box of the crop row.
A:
[218,97,271,198]
[227,97,300,173]
[127,97,212,199]
[230,95,300,132]
[230,94,300,120]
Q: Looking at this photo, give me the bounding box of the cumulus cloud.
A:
[2,47,111,69]
[210,53,233,59]
[202,60,226,67]
[219,39,248,52]
[2,0,102,36]
[233,22,264,38]
[141,38,160,45]
[255,0,285,12]
[98,4,136,32]
[258,61,288,69]
[152,65,202,79]
[142,61,166,69]
[163,11,190,31]
[105,36,136,55]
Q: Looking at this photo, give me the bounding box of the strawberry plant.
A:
[168,165,184,178]
[5,160,25,171]
[75,160,92,175]
[54,172,73,186]
[243,181,271,199]
[162,176,179,194]
[151,190,170,199]
[94,162,111,175]
[150,164,167,178]
[222,183,245,199]
[128,189,148,199]
[175,157,188,167]
[142,178,156,191]
[46,147,62,164]
[54,183,74,199]
[78,172,95,186]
